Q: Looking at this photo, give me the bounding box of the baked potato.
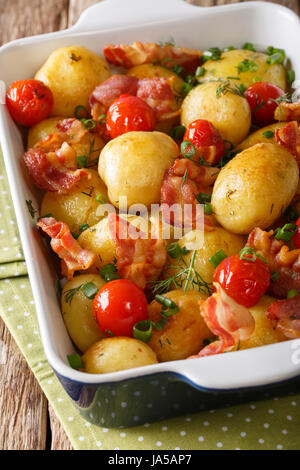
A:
[98,131,179,208]
[82,337,158,374]
[181,81,251,146]
[201,49,287,90]
[211,143,299,234]
[236,122,288,151]
[27,116,63,149]
[35,45,111,117]
[165,227,245,287]
[61,274,106,353]
[41,169,108,233]
[240,296,287,350]
[148,289,213,362]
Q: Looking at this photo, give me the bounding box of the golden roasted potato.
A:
[99,131,179,208]
[201,49,287,90]
[61,274,106,353]
[41,169,108,233]
[77,214,151,269]
[82,337,158,374]
[181,81,251,146]
[236,122,288,151]
[35,46,111,117]
[165,227,245,286]
[240,296,287,350]
[27,116,63,149]
[148,289,213,362]
[211,143,299,234]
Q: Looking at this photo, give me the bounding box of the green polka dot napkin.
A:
[0,148,300,451]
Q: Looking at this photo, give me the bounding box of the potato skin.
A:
[148,289,213,362]
[236,122,288,151]
[240,296,287,350]
[35,46,111,117]
[181,81,251,146]
[201,49,287,91]
[167,227,245,286]
[61,274,106,353]
[27,116,63,149]
[41,169,108,233]
[99,131,179,208]
[82,337,158,374]
[127,64,184,92]
[211,143,299,234]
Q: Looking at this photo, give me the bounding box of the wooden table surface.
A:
[0,0,299,451]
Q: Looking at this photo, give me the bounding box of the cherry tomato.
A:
[213,253,270,308]
[106,94,156,138]
[93,279,148,337]
[183,119,225,164]
[6,79,53,127]
[244,81,285,127]
[292,217,300,248]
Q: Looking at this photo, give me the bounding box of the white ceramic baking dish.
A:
[1,0,300,427]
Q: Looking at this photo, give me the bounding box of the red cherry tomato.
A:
[213,253,270,308]
[183,119,225,164]
[106,94,156,138]
[93,279,148,337]
[292,217,300,248]
[244,81,285,127]
[6,79,53,127]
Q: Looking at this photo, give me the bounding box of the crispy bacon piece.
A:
[266,295,300,338]
[274,100,300,122]
[161,157,218,227]
[275,121,300,168]
[189,283,255,358]
[89,74,179,126]
[108,214,167,290]
[104,42,202,72]
[247,227,300,299]
[24,119,90,193]
[37,217,97,280]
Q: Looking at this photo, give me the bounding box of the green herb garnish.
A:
[99,263,121,283]
[209,249,227,269]
[262,130,274,139]
[237,59,258,74]
[67,354,84,369]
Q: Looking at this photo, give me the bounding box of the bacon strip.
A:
[161,157,218,228]
[37,217,97,280]
[274,101,300,122]
[266,295,300,339]
[247,227,300,299]
[108,214,167,289]
[24,119,91,193]
[189,283,255,358]
[104,42,202,72]
[275,121,300,168]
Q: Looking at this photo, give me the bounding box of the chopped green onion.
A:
[151,316,169,331]
[154,295,179,317]
[224,46,235,52]
[181,140,196,159]
[243,42,256,52]
[172,64,184,76]
[81,118,97,130]
[77,156,87,167]
[274,223,297,242]
[195,193,211,204]
[74,105,89,120]
[167,242,188,259]
[99,263,121,283]
[71,231,80,240]
[237,83,247,95]
[262,130,274,139]
[287,70,296,85]
[252,76,262,83]
[237,59,258,73]
[266,47,285,65]
[195,66,206,77]
[209,249,227,268]
[67,354,84,370]
[181,82,193,96]
[204,203,213,215]
[105,330,115,337]
[96,193,107,204]
[270,271,279,282]
[79,223,90,233]
[81,282,99,300]
[239,247,258,262]
[170,125,186,140]
[287,289,299,299]
[202,47,222,62]
[133,320,153,343]
[97,114,107,125]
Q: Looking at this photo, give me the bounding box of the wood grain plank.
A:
[48,405,73,450]
[0,317,48,450]
[188,0,300,15]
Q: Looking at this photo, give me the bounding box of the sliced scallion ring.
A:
[274,223,297,242]
[74,105,89,120]
[209,249,227,269]
[67,354,84,370]
[181,140,196,159]
[133,320,153,343]
[81,282,99,300]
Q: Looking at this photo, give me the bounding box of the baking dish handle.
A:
[70,0,200,33]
